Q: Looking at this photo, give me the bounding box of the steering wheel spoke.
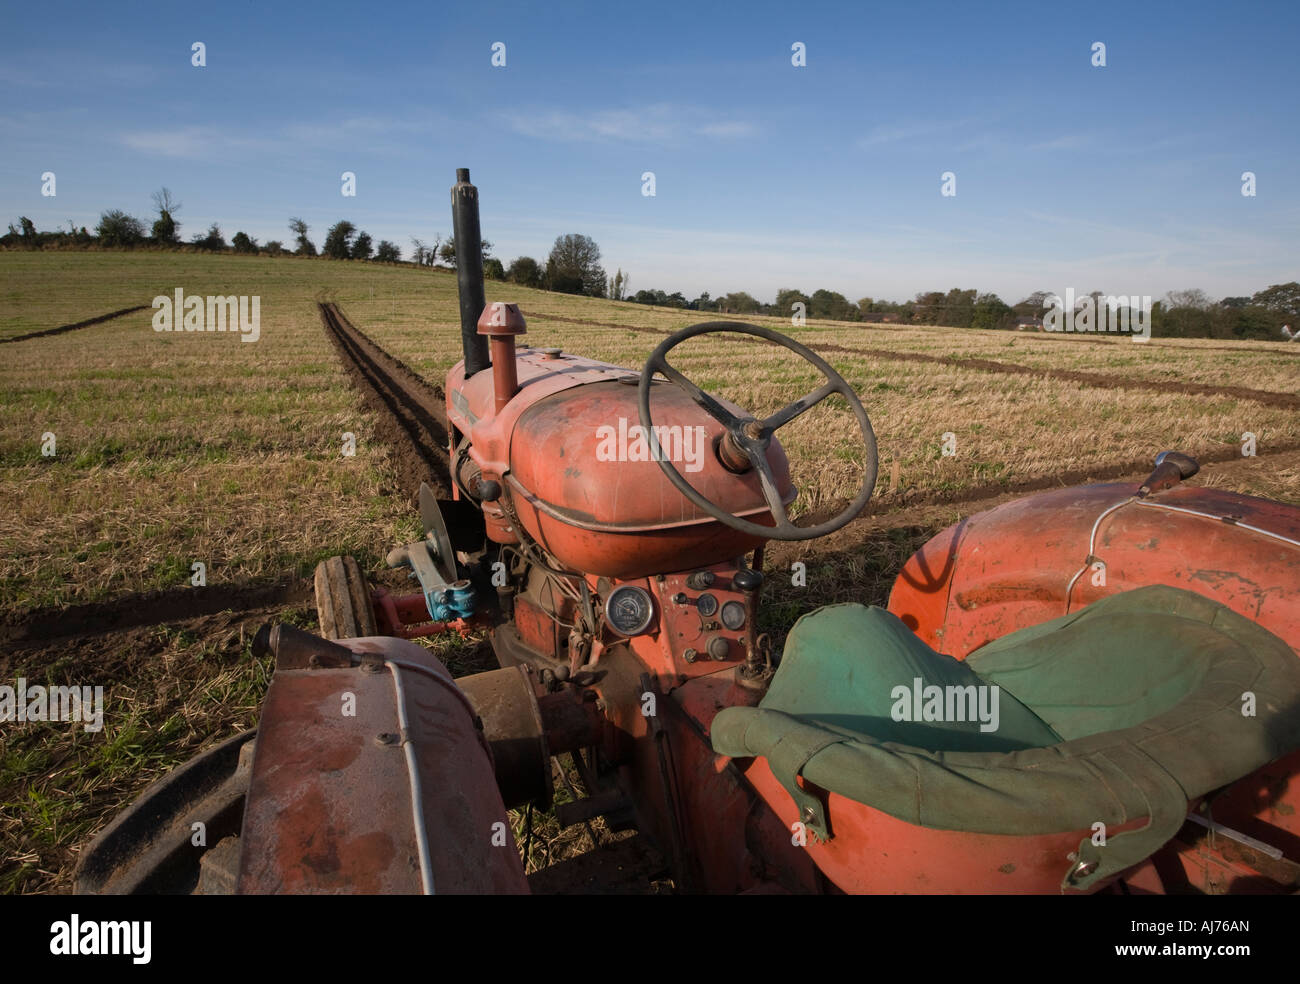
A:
[763,379,839,433]
[745,443,795,533]
[653,359,741,430]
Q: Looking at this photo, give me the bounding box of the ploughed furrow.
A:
[853,440,1300,520]
[804,338,1300,410]
[0,581,310,650]
[317,302,453,500]
[524,311,1299,409]
[0,304,150,344]
[521,309,663,335]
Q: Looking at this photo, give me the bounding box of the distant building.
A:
[1014,317,1043,331]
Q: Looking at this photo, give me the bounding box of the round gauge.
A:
[721,600,746,631]
[696,593,719,617]
[605,585,655,636]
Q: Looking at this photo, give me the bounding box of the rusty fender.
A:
[237,626,527,894]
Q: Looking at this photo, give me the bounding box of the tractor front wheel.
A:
[313,555,378,639]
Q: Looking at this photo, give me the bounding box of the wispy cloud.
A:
[856,115,997,151]
[1030,133,1090,151]
[502,103,757,144]
[121,126,275,159]
[856,121,948,148]
[121,115,443,159]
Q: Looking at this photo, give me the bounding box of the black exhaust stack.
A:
[451,168,491,377]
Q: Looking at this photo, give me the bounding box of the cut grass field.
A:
[1,250,1297,893]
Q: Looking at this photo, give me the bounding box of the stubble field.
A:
[2,250,1297,893]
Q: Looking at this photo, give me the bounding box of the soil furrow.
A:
[318,302,453,500]
[0,581,310,655]
[0,304,150,344]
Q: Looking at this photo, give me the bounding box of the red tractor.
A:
[77,173,1300,895]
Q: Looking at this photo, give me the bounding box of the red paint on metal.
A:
[477,303,527,413]
[888,483,1300,658]
[237,636,527,894]
[504,382,790,577]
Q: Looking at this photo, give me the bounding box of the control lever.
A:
[1138,451,1199,498]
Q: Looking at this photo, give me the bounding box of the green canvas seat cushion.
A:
[758,602,1062,752]
[965,587,1251,740]
[711,585,1300,890]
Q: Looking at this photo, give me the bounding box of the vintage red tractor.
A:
[76,172,1300,895]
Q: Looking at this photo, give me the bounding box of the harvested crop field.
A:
[2,250,1297,893]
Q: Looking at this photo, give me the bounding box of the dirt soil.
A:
[318,302,454,500]
[0,304,148,345]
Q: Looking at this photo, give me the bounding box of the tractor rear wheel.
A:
[313,555,378,639]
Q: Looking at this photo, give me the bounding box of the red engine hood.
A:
[448,349,795,578]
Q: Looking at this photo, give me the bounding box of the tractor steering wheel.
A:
[638,321,878,541]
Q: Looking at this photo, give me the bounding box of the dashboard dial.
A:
[605,585,655,636]
[721,600,746,630]
[696,593,719,617]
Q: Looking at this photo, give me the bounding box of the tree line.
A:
[613,284,1299,340]
[4,194,1295,340]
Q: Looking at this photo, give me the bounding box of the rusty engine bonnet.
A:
[446,324,796,579]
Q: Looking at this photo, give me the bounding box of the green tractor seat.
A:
[711,585,1300,890]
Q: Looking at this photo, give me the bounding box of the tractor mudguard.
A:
[236,629,527,894]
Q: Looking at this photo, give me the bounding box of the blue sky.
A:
[2,0,1296,304]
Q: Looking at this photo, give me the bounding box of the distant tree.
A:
[1251,282,1300,318]
[231,231,258,254]
[1165,288,1213,311]
[609,268,629,300]
[1220,304,1277,340]
[323,220,357,259]
[546,233,606,296]
[351,231,373,260]
[507,255,543,287]
[150,188,182,243]
[692,290,714,311]
[810,288,856,321]
[192,223,227,251]
[152,212,177,244]
[483,257,506,280]
[942,288,977,328]
[438,236,493,266]
[375,240,401,263]
[96,209,146,247]
[773,287,811,318]
[971,292,1011,330]
[289,217,316,256]
[264,240,285,256]
[410,238,428,266]
[1219,296,1251,309]
[911,291,946,324]
[1014,291,1054,315]
[718,291,760,314]
[19,217,36,240]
